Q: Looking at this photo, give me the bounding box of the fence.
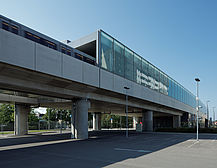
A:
[88,120,134,129]
[28,121,70,130]
[0,120,71,134]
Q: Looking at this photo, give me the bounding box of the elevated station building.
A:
[0,15,206,139]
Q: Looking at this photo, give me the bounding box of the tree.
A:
[28,109,39,123]
[58,109,71,122]
[43,108,71,122]
[101,114,133,128]
[43,108,58,121]
[0,104,14,124]
[101,114,121,128]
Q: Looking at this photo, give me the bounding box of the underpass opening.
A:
[0,89,75,138]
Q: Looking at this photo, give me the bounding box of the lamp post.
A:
[195,78,200,141]
[124,86,130,138]
[213,107,216,126]
[48,109,50,130]
[206,101,210,127]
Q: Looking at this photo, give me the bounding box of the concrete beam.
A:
[0,93,38,104]
[0,75,186,116]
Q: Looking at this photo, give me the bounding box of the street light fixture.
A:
[124,86,130,138]
[195,78,200,141]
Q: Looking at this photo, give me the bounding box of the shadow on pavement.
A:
[0,131,216,168]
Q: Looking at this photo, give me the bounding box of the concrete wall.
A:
[0,29,35,70]
[36,44,62,76]
[0,29,99,88]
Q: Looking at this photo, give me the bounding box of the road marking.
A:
[114,148,151,153]
[212,137,217,142]
[187,141,199,148]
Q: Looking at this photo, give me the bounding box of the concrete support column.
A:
[173,115,181,128]
[142,110,153,132]
[71,99,90,139]
[93,113,101,131]
[14,104,30,136]
[133,117,139,129]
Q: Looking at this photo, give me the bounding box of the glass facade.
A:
[133,53,141,84]
[101,32,113,72]
[141,59,149,87]
[114,40,124,77]
[99,31,205,112]
[124,48,134,81]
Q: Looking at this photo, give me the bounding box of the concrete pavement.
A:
[0,131,216,168]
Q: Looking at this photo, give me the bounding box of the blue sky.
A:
[1,0,217,118]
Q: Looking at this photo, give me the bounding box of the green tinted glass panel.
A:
[142,59,149,87]
[148,64,155,89]
[159,72,163,93]
[133,53,142,84]
[155,68,160,91]
[114,40,124,77]
[164,74,169,95]
[124,48,134,80]
[101,32,113,72]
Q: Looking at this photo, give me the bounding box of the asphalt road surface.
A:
[0,131,216,168]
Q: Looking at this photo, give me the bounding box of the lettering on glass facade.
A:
[136,69,168,95]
